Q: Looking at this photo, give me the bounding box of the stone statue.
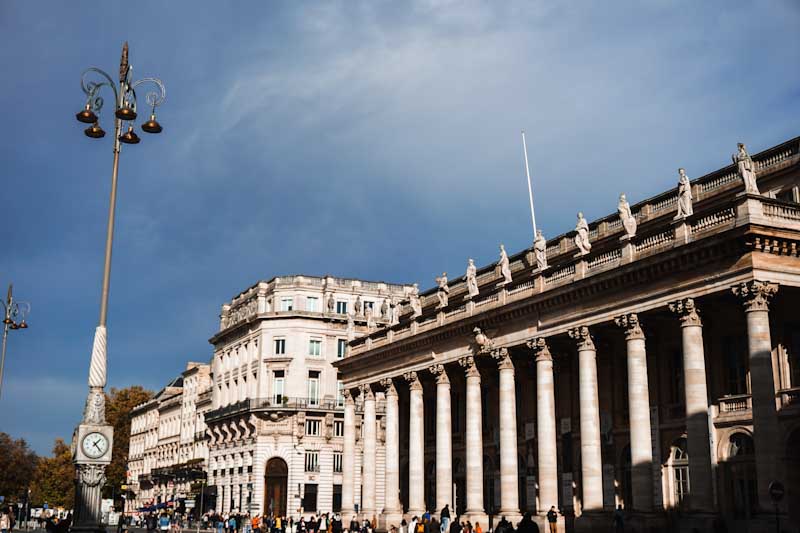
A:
[733,142,759,194]
[465,259,479,299]
[574,212,592,255]
[380,298,389,319]
[675,168,693,219]
[354,295,363,316]
[326,293,335,313]
[617,193,637,238]
[409,284,422,318]
[436,272,450,308]
[533,229,548,270]
[498,244,512,285]
[346,312,355,341]
[390,299,401,325]
[366,307,375,330]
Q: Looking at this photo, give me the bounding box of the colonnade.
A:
[340,281,780,521]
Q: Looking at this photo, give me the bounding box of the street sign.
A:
[769,481,785,503]
[185,500,196,509]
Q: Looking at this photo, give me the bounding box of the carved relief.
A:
[83,389,106,425]
[222,297,258,329]
[668,297,702,327]
[472,327,495,355]
[78,463,107,487]
[732,280,778,312]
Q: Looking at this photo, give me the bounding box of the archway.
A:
[264,457,288,517]
[721,432,756,520]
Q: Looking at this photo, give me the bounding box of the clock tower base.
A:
[72,420,114,533]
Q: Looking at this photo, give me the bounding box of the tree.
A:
[29,438,73,508]
[0,432,37,502]
[103,386,153,499]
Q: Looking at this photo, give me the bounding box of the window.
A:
[273,371,285,403]
[334,420,344,437]
[274,338,286,355]
[280,297,293,311]
[304,451,319,472]
[306,297,319,312]
[333,452,343,473]
[336,301,348,314]
[364,301,374,312]
[308,339,322,357]
[724,335,749,395]
[336,380,344,407]
[303,483,318,512]
[776,186,799,204]
[308,371,320,406]
[670,438,690,508]
[305,419,321,436]
[337,339,347,359]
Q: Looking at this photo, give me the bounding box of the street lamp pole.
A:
[72,42,166,533]
[0,283,30,401]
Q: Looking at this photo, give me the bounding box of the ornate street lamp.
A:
[0,284,30,400]
[72,42,166,533]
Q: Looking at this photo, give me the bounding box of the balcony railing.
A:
[206,396,343,422]
[718,394,752,414]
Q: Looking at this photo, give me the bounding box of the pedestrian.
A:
[399,518,407,533]
[439,505,450,533]
[613,505,624,533]
[1,508,11,533]
[448,517,459,533]
[349,516,359,533]
[545,507,558,533]
[474,522,481,533]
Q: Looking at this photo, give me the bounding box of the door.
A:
[264,457,288,517]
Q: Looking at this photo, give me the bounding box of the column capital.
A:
[732,280,779,312]
[668,297,701,326]
[526,337,552,362]
[379,377,397,397]
[429,364,450,384]
[404,371,422,390]
[459,355,481,378]
[491,347,514,370]
[360,383,375,400]
[343,388,355,404]
[568,325,595,351]
[614,313,645,340]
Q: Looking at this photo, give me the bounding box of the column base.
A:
[496,511,522,528]
[573,511,609,533]
[405,508,426,521]
[461,511,488,530]
[532,513,565,533]
[379,510,404,532]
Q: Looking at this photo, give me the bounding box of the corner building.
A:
[335,137,800,533]
[205,276,414,517]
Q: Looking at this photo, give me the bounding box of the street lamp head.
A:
[115,101,137,121]
[76,103,98,124]
[18,320,27,329]
[84,122,106,139]
[119,125,141,144]
[2,318,11,325]
[141,113,163,134]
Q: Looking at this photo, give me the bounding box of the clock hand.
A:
[93,441,102,451]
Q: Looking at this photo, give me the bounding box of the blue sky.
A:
[1,1,798,454]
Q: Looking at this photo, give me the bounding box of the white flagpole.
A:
[522,130,537,239]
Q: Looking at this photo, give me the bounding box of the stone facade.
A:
[205,275,414,516]
[336,138,800,532]
[127,362,213,512]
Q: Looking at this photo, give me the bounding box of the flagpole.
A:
[522,130,537,239]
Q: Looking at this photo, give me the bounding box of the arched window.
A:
[669,438,690,508]
[724,432,756,519]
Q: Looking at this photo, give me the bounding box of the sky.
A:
[1,1,798,455]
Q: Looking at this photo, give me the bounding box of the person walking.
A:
[613,506,624,533]
[1,508,11,533]
[546,507,558,533]
[439,505,450,533]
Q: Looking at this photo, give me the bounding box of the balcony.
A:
[205,396,343,423]
[778,387,800,411]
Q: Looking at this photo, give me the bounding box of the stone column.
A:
[459,355,485,520]
[732,281,780,510]
[362,384,377,517]
[528,338,558,515]
[668,298,714,512]
[380,378,402,519]
[492,348,521,521]
[430,364,453,516]
[405,371,426,517]
[341,389,357,517]
[614,313,654,512]
[568,326,603,512]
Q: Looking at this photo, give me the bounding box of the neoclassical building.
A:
[127,362,213,513]
[335,138,800,532]
[205,275,414,517]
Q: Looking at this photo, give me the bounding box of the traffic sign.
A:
[185,499,196,509]
[769,481,785,503]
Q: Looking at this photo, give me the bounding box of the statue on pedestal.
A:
[618,193,637,238]
[436,273,449,308]
[733,142,759,194]
[346,312,355,341]
[533,229,548,270]
[409,284,422,318]
[354,295,363,316]
[390,298,401,325]
[380,298,389,319]
[326,293,335,313]
[675,168,693,219]
[465,259,479,299]
[498,244,512,285]
[574,212,592,255]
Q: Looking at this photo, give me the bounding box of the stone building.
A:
[205,275,414,517]
[335,138,800,532]
[127,362,213,512]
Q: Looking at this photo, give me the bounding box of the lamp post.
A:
[0,283,30,401]
[72,42,166,533]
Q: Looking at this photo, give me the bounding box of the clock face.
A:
[82,432,109,459]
